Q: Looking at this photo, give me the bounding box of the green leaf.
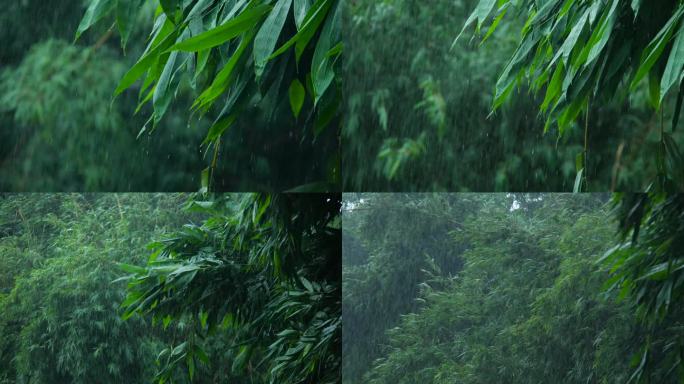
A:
[195,346,210,366]
[311,0,339,103]
[116,0,143,50]
[193,28,257,111]
[573,168,584,193]
[254,0,293,77]
[186,354,195,380]
[301,276,314,291]
[269,0,332,62]
[660,22,684,101]
[631,8,684,90]
[631,0,642,17]
[231,345,251,373]
[584,0,618,66]
[294,0,333,61]
[114,20,177,96]
[160,0,179,22]
[118,262,147,275]
[75,0,115,41]
[481,5,508,44]
[153,49,180,124]
[454,0,497,45]
[293,0,312,30]
[170,4,271,52]
[557,96,586,135]
[542,61,564,112]
[559,11,589,64]
[203,114,237,145]
[200,167,209,194]
[575,152,584,172]
[288,79,305,118]
[673,82,684,131]
[648,70,661,110]
[473,0,497,30]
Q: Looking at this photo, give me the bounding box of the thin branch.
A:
[93,23,116,51]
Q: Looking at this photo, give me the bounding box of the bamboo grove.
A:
[0,193,341,383]
[343,193,684,384]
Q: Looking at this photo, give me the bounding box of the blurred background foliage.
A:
[0,0,338,191]
[342,193,684,383]
[341,0,684,191]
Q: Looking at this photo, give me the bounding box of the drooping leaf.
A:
[75,0,116,41]
[660,21,684,101]
[310,0,339,103]
[288,78,305,118]
[631,8,684,90]
[114,20,177,96]
[254,0,293,77]
[116,0,144,49]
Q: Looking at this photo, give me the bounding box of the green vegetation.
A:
[343,193,684,383]
[0,193,341,383]
[0,194,189,383]
[342,1,684,191]
[0,0,340,191]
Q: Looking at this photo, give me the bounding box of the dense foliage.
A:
[342,0,684,191]
[0,193,342,383]
[602,193,684,381]
[0,0,339,191]
[0,194,190,383]
[118,193,341,383]
[343,193,684,384]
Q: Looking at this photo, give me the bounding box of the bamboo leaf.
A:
[170,4,271,52]
[116,0,144,49]
[288,79,305,118]
[293,0,312,30]
[75,0,115,41]
[254,0,293,77]
[660,22,684,101]
[631,8,684,90]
